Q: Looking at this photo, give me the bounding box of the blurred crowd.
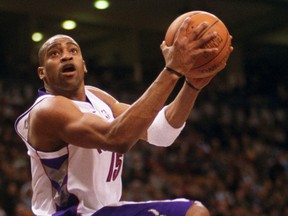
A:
[0,61,287,216]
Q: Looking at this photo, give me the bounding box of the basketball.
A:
[165,11,231,78]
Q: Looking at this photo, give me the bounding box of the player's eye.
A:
[49,50,60,57]
[70,48,78,54]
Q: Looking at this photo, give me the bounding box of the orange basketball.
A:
[165,11,231,78]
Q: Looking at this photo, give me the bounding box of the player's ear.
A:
[38,67,45,79]
[83,60,88,73]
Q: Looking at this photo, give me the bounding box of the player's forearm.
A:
[107,69,179,152]
[165,82,200,128]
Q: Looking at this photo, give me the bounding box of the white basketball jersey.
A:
[15,87,124,216]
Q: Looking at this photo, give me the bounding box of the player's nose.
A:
[61,52,73,62]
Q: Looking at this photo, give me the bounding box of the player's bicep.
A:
[31,96,112,150]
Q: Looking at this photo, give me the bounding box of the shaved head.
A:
[38,34,79,66]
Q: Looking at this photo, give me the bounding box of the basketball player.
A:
[15,18,232,216]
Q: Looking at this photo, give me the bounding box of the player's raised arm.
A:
[28,18,220,154]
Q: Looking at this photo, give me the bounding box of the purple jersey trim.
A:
[41,154,69,169]
[38,87,49,96]
[52,200,80,216]
[40,153,80,214]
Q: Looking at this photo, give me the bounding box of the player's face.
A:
[38,36,87,95]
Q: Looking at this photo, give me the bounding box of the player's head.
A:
[37,34,87,95]
[38,34,80,66]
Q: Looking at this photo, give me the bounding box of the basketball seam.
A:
[197,20,219,39]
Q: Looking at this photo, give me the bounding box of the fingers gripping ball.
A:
[165,11,231,78]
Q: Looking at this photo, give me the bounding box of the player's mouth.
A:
[62,64,76,76]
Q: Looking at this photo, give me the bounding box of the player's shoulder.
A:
[85,85,112,97]
[37,95,73,108]
[32,95,77,120]
[85,85,118,105]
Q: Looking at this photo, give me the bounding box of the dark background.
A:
[0,0,287,85]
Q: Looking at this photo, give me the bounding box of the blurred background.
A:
[0,0,287,215]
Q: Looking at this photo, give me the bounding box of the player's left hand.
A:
[186,43,233,90]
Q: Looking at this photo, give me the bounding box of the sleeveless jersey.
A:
[15,87,124,216]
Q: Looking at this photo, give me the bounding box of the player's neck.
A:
[45,85,86,101]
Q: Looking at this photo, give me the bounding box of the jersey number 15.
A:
[106,152,123,182]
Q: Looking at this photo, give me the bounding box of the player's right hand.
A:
[160,18,218,77]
